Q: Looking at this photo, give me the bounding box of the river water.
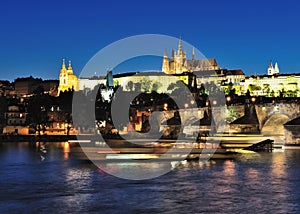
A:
[0,142,300,213]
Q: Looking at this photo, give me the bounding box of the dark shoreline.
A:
[0,134,78,142]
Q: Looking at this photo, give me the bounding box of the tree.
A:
[263,84,270,96]
[0,96,8,133]
[126,81,134,91]
[134,82,141,92]
[199,84,207,95]
[28,95,50,136]
[152,82,162,92]
[141,77,152,93]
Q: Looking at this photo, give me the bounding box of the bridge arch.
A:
[261,113,291,135]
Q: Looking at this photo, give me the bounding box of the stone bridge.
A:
[255,103,300,134]
[158,103,300,134]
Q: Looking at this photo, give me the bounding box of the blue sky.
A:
[1,0,300,81]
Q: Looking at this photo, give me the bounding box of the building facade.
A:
[241,74,300,97]
[267,61,279,75]
[162,38,220,75]
[58,59,78,95]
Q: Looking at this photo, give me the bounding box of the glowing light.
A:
[63,142,70,160]
[163,103,168,110]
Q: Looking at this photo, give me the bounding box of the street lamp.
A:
[163,103,168,110]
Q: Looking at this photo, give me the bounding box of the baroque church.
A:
[58,59,78,95]
[162,38,220,74]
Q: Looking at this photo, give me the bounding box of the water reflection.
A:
[223,160,236,177]
[63,142,70,160]
[246,168,259,180]
[271,152,287,179]
[1,143,300,213]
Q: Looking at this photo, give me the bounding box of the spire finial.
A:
[68,60,72,70]
[164,48,167,57]
[62,58,66,69]
[192,47,195,60]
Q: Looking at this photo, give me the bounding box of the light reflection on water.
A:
[0,142,300,213]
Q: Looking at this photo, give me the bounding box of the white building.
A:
[267,61,279,75]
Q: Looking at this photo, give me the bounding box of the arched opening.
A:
[261,114,290,135]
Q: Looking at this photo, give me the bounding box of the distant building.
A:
[78,76,106,93]
[267,61,279,75]
[13,77,59,96]
[162,38,220,74]
[241,73,300,97]
[5,105,27,126]
[14,76,42,95]
[42,80,59,96]
[0,80,12,96]
[58,59,78,95]
[3,104,28,135]
[160,37,245,93]
[78,71,114,95]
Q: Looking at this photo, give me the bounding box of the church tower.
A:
[58,59,78,95]
[267,60,279,75]
[274,62,279,74]
[192,47,195,61]
[267,61,274,75]
[162,49,170,74]
[161,37,190,74]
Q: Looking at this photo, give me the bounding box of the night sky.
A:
[1,0,300,81]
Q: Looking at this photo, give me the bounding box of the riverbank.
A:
[0,134,78,142]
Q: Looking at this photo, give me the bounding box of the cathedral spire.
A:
[164,48,168,57]
[268,60,274,75]
[178,36,183,55]
[171,49,175,60]
[162,48,170,74]
[192,47,195,60]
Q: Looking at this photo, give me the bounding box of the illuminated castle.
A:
[162,37,220,74]
[58,59,78,95]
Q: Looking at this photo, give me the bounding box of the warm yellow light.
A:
[163,103,168,110]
